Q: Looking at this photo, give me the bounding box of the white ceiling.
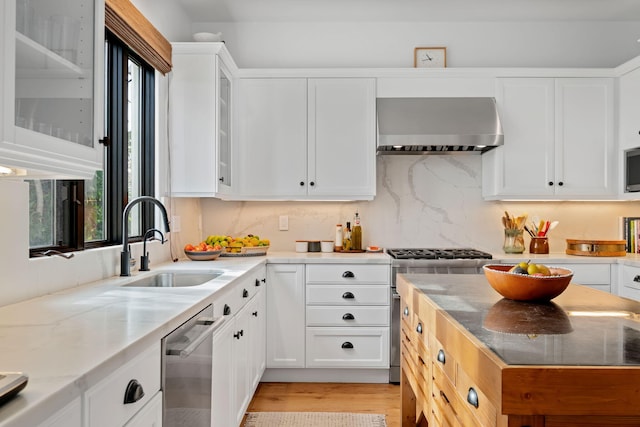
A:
[178,0,640,23]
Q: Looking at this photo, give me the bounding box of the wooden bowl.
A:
[184,250,222,261]
[482,264,573,302]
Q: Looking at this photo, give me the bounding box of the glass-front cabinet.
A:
[169,42,237,197]
[0,0,104,178]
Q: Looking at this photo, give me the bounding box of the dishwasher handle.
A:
[166,316,226,358]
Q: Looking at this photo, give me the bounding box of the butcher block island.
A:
[397,273,640,427]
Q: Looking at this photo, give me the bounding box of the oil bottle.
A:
[352,212,362,250]
[342,222,352,251]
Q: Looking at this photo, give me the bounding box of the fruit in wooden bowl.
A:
[482,264,573,301]
[184,242,222,261]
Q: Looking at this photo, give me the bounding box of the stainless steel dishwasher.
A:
[162,304,225,426]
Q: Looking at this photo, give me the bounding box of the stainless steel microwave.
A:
[626,147,640,192]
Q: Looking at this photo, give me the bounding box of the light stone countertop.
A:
[0,257,266,427]
[1,249,639,426]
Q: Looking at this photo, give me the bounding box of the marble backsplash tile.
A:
[199,156,640,254]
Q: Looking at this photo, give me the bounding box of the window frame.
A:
[29,30,156,257]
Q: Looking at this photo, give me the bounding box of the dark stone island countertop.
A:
[400,273,640,366]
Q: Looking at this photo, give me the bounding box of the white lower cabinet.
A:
[211,267,266,427]
[306,327,389,368]
[305,264,390,369]
[37,397,82,427]
[123,392,163,427]
[561,263,611,293]
[619,264,640,301]
[266,264,306,368]
[84,343,161,427]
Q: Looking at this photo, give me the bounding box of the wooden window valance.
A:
[105,0,172,74]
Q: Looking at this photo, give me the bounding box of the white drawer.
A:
[306,264,390,285]
[560,263,610,285]
[213,275,259,318]
[306,284,390,305]
[306,306,390,327]
[306,327,389,367]
[85,343,161,427]
[621,265,640,291]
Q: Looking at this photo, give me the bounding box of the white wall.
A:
[190,21,640,68]
[200,156,640,254]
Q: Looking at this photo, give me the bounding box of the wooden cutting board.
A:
[565,239,626,257]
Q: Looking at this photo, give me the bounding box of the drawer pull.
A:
[342,291,355,299]
[418,355,426,366]
[223,304,231,316]
[467,387,479,408]
[234,330,244,339]
[252,311,258,317]
[341,341,354,349]
[439,390,450,405]
[255,279,261,287]
[242,288,249,298]
[342,313,355,320]
[416,323,423,334]
[123,379,145,404]
[437,349,446,364]
[342,271,355,278]
[634,275,640,283]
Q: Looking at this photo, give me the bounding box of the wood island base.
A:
[397,274,640,427]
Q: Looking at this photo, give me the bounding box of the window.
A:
[28,30,155,255]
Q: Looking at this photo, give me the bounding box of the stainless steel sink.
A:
[123,271,222,288]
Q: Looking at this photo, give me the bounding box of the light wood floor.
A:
[244,382,401,427]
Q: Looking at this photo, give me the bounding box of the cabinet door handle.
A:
[123,379,145,404]
[416,323,423,334]
[309,181,315,187]
[242,288,249,298]
[261,277,266,283]
[342,291,355,299]
[219,176,224,183]
[439,390,450,405]
[255,279,261,287]
[403,307,409,317]
[548,181,554,186]
[342,271,355,278]
[342,313,355,320]
[223,304,231,316]
[299,181,305,186]
[437,349,446,364]
[467,387,479,408]
[341,341,354,349]
[634,275,640,283]
[252,311,258,317]
[234,331,241,339]
[558,181,564,186]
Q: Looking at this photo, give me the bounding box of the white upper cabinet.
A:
[307,78,376,199]
[619,66,640,151]
[483,77,615,199]
[0,0,104,178]
[237,78,308,198]
[237,77,376,200]
[169,42,236,197]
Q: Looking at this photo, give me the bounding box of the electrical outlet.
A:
[171,216,181,233]
[279,215,289,231]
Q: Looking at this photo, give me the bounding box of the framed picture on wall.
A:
[414,47,446,68]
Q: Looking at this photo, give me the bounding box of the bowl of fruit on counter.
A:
[184,241,223,261]
[483,262,573,302]
[205,234,270,256]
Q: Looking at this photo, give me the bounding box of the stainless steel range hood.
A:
[377,97,503,154]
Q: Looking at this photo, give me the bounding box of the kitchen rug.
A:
[243,411,387,427]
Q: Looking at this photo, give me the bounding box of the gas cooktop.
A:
[386,248,493,260]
